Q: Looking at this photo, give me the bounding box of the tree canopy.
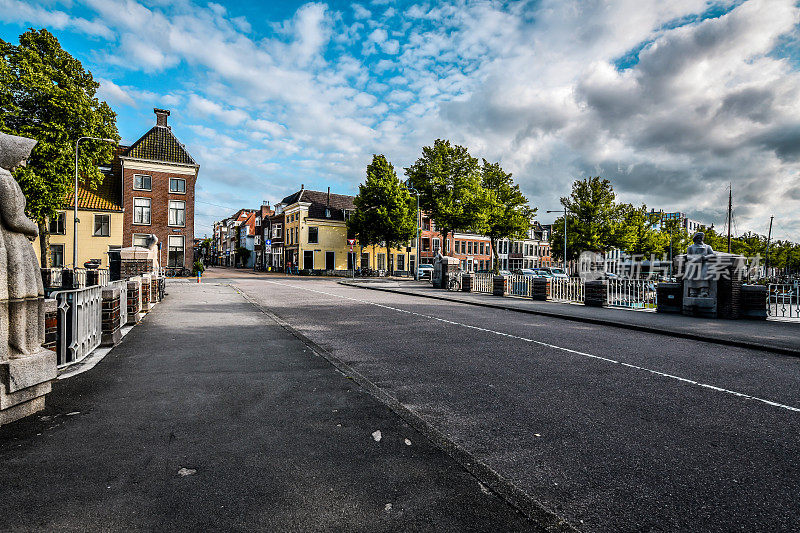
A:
[348,154,417,257]
[0,28,119,265]
[405,139,489,254]
[480,159,535,272]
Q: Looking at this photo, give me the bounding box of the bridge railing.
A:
[767,284,800,320]
[50,286,102,367]
[607,279,658,310]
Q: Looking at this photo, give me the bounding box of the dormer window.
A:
[325,208,331,218]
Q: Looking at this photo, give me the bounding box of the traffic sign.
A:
[265,239,272,245]
[347,239,356,245]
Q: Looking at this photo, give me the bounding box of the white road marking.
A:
[260,280,800,415]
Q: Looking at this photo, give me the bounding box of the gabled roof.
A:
[280,188,355,221]
[123,125,197,166]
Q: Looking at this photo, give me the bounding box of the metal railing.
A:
[607,279,658,310]
[508,274,533,297]
[549,277,584,303]
[473,273,493,294]
[51,286,102,367]
[767,284,800,320]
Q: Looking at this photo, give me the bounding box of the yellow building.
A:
[279,187,416,274]
[33,167,124,269]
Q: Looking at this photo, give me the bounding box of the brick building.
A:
[119,109,199,272]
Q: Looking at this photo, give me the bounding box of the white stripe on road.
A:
[261,280,800,415]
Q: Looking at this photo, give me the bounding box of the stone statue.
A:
[0,132,56,425]
[0,133,45,359]
[687,232,714,256]
[145,234,160,271]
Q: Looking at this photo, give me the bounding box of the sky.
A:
[1,0,799,240]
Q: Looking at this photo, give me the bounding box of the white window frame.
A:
[133,197,151,225]
[49,244,64,267]
[168,200,186,227]
[133,174,152,191]
[167,235,185,268]
[93,214,110,237]
[169,177,186,194]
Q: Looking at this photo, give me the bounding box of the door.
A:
[303,250,314,270]
[410,256,416,277]
[325,251,335,271]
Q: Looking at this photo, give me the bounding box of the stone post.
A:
[86,269,100,287]
[141,273,152,311]
[101,287,122,346]
[492,275,507,296]
[584,280,607,307]
[461,274,473,292]
[531,278,549,301]
[740,285,767,320]
[0,132,57,426]
[150,276,160,304]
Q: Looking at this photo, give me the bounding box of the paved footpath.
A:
[343,278,800,355]
[0,282,534,532]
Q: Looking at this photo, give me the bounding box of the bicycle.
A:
[448,276,461,291]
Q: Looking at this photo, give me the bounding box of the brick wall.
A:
[741,285,767,319]
[121,166,197,271]
[101,288,121,346]
[584,280,607,307]
[531,278,549,301]
[492,275,507,296]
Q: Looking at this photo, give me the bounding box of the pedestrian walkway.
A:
[0,283,532,532]
[343,279,800,356]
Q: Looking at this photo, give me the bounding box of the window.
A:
[49,212,66,235]
[133,233,150,247]
[93,214,110,237]
[377,253,386,270]
[432,238,440,252]
[133,174,152,191]
[397,254,405,270]
[169,200,185,227]
[454,240,459,252]
[421,238,430,252]
[169,178,186,193]
[308,226,319,244]
[168,236,185,267]
[133,198,151,225]
[480,242,485,255]
[325,208,331,218]
[468,241,473,255]
[273,224,282,239]
[49,244,64,267]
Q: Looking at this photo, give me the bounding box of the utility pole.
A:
[726,185,732,254]
[766,215,774,278]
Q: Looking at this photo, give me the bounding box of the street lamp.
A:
[403,183,420,281]
[546,207,568,271]
[73,136,115,268]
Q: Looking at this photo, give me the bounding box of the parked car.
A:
[498,269,512,276]
[418,264,434,279]
[517,268,540,278]
[540,267,568,279]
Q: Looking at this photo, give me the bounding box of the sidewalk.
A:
[342,279,800,356]
[0,283,532,532]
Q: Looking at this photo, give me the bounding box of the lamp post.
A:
[73,136,115,268]
[403,184,420,281]
[546,207,568,272]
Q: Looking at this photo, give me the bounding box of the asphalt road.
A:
[225,272,800,532]
[0,282,532,532]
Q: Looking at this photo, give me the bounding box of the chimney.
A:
[301,183,304,190]
[154,108,170,127]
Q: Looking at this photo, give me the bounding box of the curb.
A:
[340,281,800,357]
[232,284,577,533]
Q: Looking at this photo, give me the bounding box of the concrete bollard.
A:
[584,280,608,307]
[492,275,507,296]
[531,277,549,301]
[461,274,473,292]
[127,277,142,324]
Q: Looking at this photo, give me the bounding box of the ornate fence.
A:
[473,273,493,294]
[767,284,800,320]
[508,274,533,297]
[549,277,584,303]
[50,286,102,367]
[607,279,658,310]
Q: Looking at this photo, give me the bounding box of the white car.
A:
[540,267,568,279]
[417,264,434,279]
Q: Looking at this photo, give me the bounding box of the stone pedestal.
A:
[101,287,122,346]
[141,274,153,311]
[492,275,507,296]
[531,278,549,301]
[461,274,473,292]
[86,269,100,287]
[584,280,607,307]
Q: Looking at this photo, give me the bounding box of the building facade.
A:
[120,108,199,272]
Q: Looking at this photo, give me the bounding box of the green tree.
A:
[348,155,417,270]
[612,204,667,258]
[480,160,535,273]
[550,177,619,261]
[660,217,691,260]
[0,29,119,267]
[235,247,251,268]
[405,139,488,256]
